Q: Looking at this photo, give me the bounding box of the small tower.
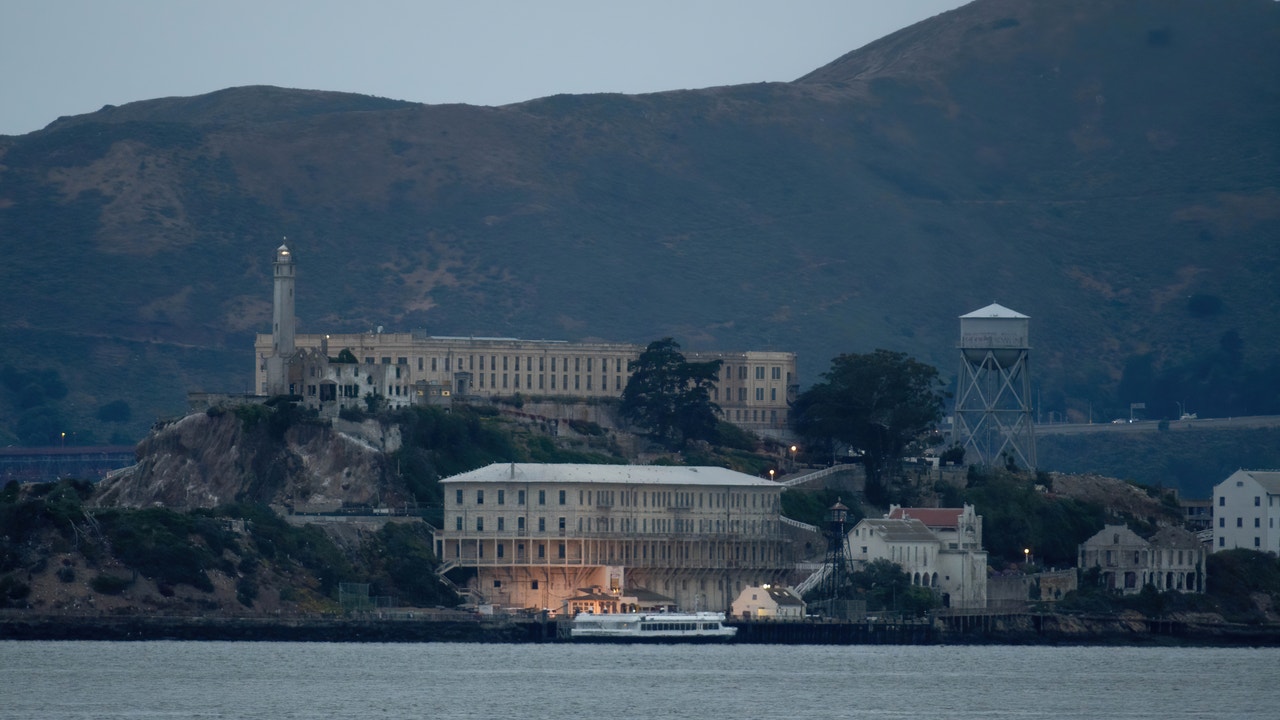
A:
[952,303,1036,469]
[265,241,296,395]
[816,499,853,618]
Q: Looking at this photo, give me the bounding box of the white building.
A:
[731,584,805,620]
[1212,469,1280,554]
[434,463,792,614]
[1078,525,1205,593]
[254,245,797,432]
[848,505,989,609]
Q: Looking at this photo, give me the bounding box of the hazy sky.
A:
[1,0,967,137]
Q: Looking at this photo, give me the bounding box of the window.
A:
[539,490,546,505]
[558,517,566,531]
[538,517,546,532]
[1219,497,1225,506]
[531,580,539,590]
[559,490,566,505]
[1238,518,1244,527]
[755,366,764,379]
[771,367,781,380]
[456,489,463,505]
[476,517,484,531]
[518,517,525,532]
[756,388,764,401]
[1256,518,1261,528]
[497,489,505,505]
[538,544,545,559]
[476,490,484,504]
[497,544,504,558]
[1219,518,1225,528]
[455,516,462,531]
[1256,496,1262,506]
[1256,537,1262,547]
[497,517,505,531]
[518,490,526,505]
[558,543,566,559]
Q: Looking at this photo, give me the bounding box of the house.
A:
[1211,469,1280,554]
[731,584,805,620]
[1078,525,1205,594]
[848,505,988,609]
[433,463,793,614]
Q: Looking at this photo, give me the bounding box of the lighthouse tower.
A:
[952,303,1036,469]
[264,242,296,395]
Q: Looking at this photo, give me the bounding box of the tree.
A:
[620,338,722,449]
[793,350,945,502]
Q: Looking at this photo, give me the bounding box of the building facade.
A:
[1078,525,1205,594]
[434,463,791,614]
[1212,469,1280,554]
[847,506,989,609]
[254,245,797,432]
[730,584,806,620]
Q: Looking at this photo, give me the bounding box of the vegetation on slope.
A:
[1,0,1277,447]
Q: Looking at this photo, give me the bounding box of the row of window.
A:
[1219,516,1275,528]
[364,354,629,374]
[454,487,778,511]
[1219,495,1277,506]
[722,365,785,381]
[454,514,773,536]
[1218,536,1270,548]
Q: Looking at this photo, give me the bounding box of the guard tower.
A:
[953,303,1036,469]
[264,241,296,395]
[815,499,854,618]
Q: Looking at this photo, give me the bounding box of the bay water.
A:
[2,641,1275,719]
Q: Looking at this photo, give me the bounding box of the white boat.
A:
[569,611,737,641]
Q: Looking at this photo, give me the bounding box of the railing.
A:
[781,465,848,487]
[780,516,820,533]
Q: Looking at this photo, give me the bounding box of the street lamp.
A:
[789,445,798,471]
[1024,548,1031,567]
[768,469,775,481]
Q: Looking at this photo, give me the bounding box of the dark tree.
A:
[793,350,945,501]
[620,338,722,449]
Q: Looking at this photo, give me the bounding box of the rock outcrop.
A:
[93,409,409,511]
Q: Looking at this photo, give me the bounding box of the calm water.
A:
[1,641,1276,719]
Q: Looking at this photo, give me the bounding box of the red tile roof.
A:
[888,507,963,529]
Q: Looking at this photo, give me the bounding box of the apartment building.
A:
[434,463,792,613]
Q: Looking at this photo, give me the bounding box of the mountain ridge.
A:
[1,0,1277,446]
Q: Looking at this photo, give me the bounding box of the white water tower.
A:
[952,303,1036,469]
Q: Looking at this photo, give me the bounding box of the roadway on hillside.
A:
[1033,415,1280,436]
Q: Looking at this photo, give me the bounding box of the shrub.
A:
[90,574,133,595]
[0,575,31,606]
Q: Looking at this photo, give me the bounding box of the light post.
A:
[789,445,798,472]
[768,469,775,482]
[60,432,65,448]
[1024,547,1030,568]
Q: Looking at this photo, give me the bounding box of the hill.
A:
[0,0,1278,447]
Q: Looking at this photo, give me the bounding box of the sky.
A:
[0,0,968,137]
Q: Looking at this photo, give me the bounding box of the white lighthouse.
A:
[264,242,296,395]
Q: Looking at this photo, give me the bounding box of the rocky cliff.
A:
[92,408,409,511]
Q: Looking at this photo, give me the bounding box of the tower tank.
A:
[953,303,1036,469]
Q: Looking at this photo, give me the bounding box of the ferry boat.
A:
[569,611,737,641]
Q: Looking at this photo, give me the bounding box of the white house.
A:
[1079,524,1205,593]
[1212,469,1280,554]
[848,507,988,609]
[731,584,805,620]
